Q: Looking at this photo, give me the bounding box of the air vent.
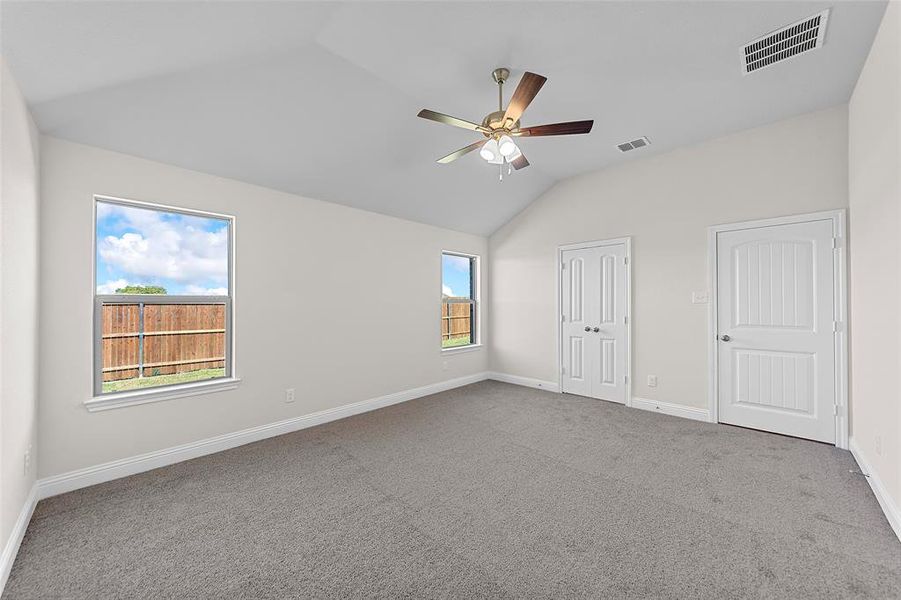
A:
[743,10,829,74]
[617,137,650,153]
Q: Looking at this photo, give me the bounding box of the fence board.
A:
[442,302,472,343]
[102,303,226,381]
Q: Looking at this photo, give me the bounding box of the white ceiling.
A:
[1,1,886,235]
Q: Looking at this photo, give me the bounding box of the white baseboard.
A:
[849,438,901,543]
[488,372,560,393]
[37,372,489,500]
[0,483,37,595]
[631,396,712,422]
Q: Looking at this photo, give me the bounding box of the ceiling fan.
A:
[417,68,593,179]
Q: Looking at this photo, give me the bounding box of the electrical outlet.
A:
[875,435,883,457]
[24,446,31,475]
[692,291,709,304]
[647,375,658,388]
[285,388,296,404]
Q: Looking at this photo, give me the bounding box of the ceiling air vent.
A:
[743,9,829,74]
[617,137,650,153]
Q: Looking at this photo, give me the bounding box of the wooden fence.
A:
[442,301,472,343]
[101,303,226,381]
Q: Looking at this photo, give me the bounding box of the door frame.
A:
[706,210,848,448]
[557,237,633,405]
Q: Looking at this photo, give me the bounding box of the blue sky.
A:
[442,254,472,299]
[96,201,229,295]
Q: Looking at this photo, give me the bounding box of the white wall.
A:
[489,106,848,409]
[38,137,487,478]
[849,1,900,517]
[1,59,40,563]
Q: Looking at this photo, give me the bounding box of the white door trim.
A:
[707,210,848,448]
[557,237,633,405]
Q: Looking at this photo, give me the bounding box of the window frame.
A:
[89,195,238,409]
[441,251,480,352]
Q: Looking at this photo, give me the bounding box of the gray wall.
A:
[38,136,487,478]
[849,1,900,518]
[1,59,40,568]
[488,106,849,410]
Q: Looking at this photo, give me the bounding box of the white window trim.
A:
[88,195,238,410]
[441,250,481,352]
[84,377,242,412]
[441,343,483,355]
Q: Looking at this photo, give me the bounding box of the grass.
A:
[442,336,473,349]
[102,368,226,393]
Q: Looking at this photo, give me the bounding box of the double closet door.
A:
[560,242,628,404]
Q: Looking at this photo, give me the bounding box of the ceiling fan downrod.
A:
[492,67,509,112]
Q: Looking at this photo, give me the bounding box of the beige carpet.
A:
[5,381,901,598]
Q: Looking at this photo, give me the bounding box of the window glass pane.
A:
[96,200,229,296]
[101,302,226,393]
[442,253,475,348]
[442,253,472,299]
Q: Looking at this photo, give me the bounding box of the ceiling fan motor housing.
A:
[481,110,520,135]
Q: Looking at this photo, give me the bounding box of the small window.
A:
[94,196,234,396]
[442,252,478,349]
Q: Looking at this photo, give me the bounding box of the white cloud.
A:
[98,204,228,285]
[444,254,470,272]
[442,284,454,296]
[184,285,229,296]
[96,278,131,294]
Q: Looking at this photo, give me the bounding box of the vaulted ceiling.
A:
[1,1,886,235]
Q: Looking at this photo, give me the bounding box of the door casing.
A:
[707,210,848,449]
[557,237,632,405]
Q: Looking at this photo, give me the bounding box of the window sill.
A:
[441,344,483,355]
[84,377,242,412]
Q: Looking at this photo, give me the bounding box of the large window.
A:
[442,252,478,349]
[93,196,234,397]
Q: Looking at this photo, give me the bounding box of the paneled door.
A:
[560,241,628,404]
[716,219,836,443]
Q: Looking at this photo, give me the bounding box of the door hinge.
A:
[624,256,629,265]
[833,320,842,332]
[561,366,566,375]
[624,315,629,324]
[833,405,841,416]
[832,237,842,249]
[624,375,629,384]
[561,262,566,270]
[561,314,566,322]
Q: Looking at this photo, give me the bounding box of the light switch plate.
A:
[692,291,709,304]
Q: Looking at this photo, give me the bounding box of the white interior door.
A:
[561,242,628,404]
[716,219,836,443]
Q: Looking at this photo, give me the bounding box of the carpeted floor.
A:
[5,381,901,599]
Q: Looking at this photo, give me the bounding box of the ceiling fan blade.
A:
[418,109,489,133]
[437,139,487,164]
[511,153,530,170]
[503,72,547,127]
[515,120,594,137]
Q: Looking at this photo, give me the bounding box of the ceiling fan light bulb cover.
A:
[498,135,517,157]
[480,138,499,162]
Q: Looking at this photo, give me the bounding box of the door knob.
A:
[592,327,600,333]
[584,326,591,332]
[720,334,731,342]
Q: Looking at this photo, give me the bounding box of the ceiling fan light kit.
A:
[417,67,594,181]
